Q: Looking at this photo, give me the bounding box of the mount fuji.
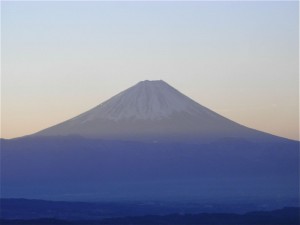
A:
[34,80,281,142]
[1,80,299,206]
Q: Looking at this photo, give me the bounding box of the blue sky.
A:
[1,1,299,140]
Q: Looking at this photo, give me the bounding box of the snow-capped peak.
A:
[73,80,209,122]
[34,80,278,142]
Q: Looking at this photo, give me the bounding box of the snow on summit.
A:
[34,80,279,142]
[74,80,212,122]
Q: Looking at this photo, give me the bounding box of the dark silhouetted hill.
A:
[0,207,299,225]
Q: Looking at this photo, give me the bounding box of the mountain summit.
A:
[2,80,298,202]
[68,80,219,121]
[80,80,213,121]
[35,80,278,142]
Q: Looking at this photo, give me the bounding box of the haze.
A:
[1,1,299,140]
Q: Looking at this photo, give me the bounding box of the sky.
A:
[1,1,299,140]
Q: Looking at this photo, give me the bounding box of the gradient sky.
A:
[1,1,299,140]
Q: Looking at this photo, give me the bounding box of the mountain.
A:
[1,199,299,224]
[1,80,299,207]
[33,80,281,142]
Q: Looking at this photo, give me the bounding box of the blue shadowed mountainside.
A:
[1,81,299,214]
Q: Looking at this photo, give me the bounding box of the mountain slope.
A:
[33,80,281,142]
[1,80,298,204]
[1,136,299,201]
